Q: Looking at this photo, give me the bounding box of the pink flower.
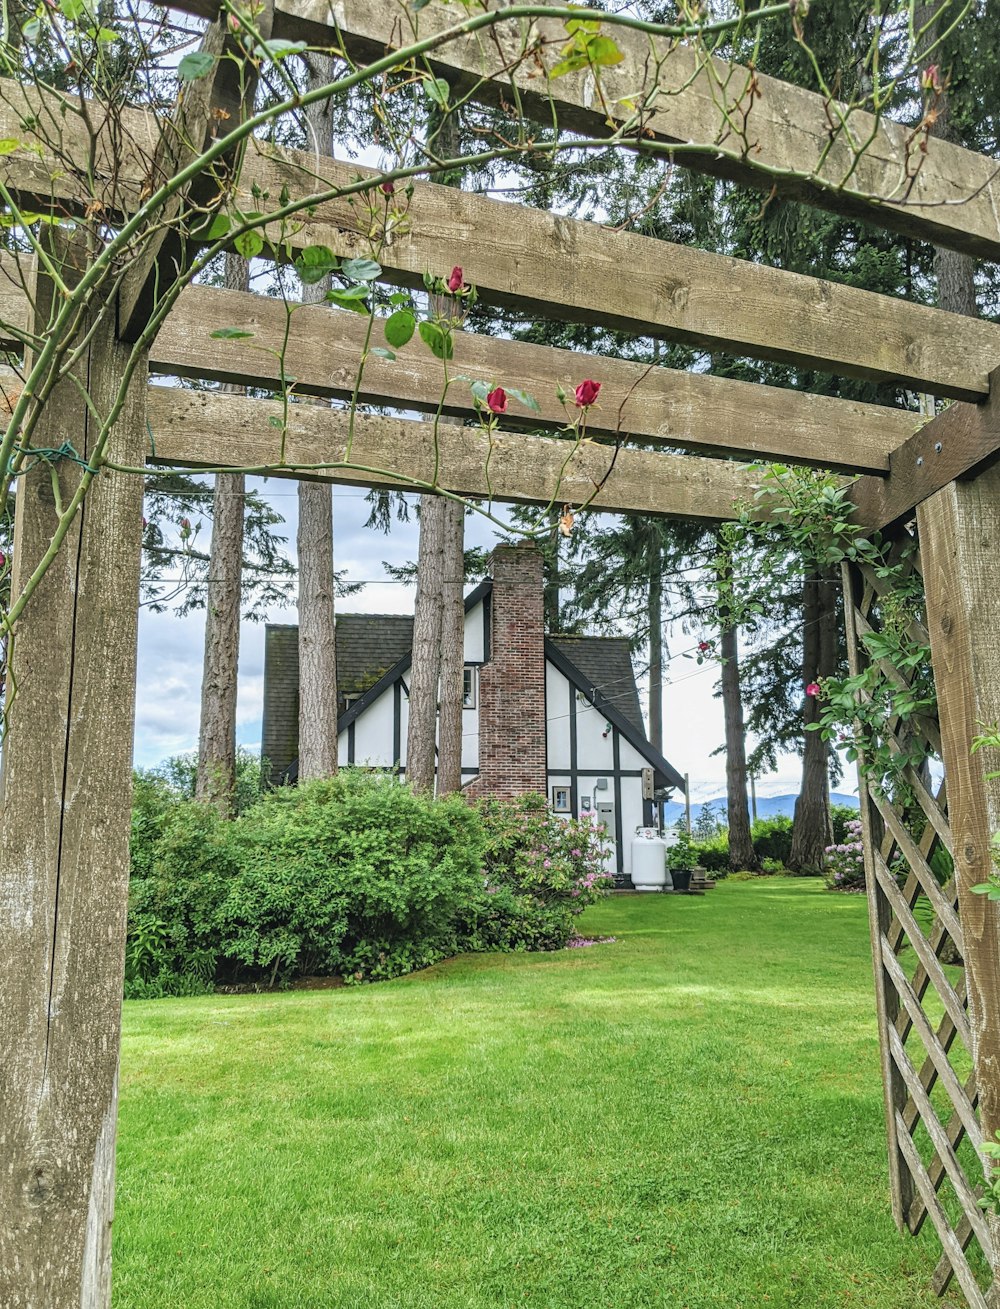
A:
[921,63,942,93]
[806,681,821,697]
[446,265,463,293]
[574,378,601,408]
[486,386,508,415]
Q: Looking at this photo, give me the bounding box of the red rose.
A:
[574,378,601,408]
[446,266,463,293]
[0,551,6,568]
[698,640,710,653]
[179,517,191,531]
[380,180,395,196]
[921,63,942,93]
[486,386,508,415]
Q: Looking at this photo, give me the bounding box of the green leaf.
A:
[178,50,216,82]
[233,229,264,260]
[96,26,117,42]
[370,346,396,361]
[423,77,450,108]
[550,52,591,78]
[59,0,89,19]
[254,38,307,61]
[203,214,231,240]
[341,257,381,282]
[326,283,369,301]
[295,244,339,285]
[587,36,624,67]
[507,387,540,413]
[418,320,453,360]
[384,309,416,349]
[388,292,411,307]
[326,290,370,315]
[211,327,255,340]
[0,138,20,156]
[267,415,284,428]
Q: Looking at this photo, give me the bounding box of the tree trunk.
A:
[407,494,447,792]
[436,498,465,794]
[648,538,663,753]
[717,542,759,872]
[296,54,339,783]
[788,571,836,873]
[195,252,248,813]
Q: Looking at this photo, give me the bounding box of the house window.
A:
[343,693,362,708]
[463,666,477,708]
[551,786,571,813]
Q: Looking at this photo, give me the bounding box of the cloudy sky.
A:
[134,482,832,806]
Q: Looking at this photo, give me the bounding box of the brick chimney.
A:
[466,543,547,800]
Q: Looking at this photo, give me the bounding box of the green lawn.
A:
[114,878,946,1309]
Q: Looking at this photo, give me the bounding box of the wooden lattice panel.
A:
[843,539,992,1307]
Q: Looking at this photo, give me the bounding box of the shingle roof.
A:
[336,614,413,713]
[548,635,646,736]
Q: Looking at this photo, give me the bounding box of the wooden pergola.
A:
[2,3,1000,1304]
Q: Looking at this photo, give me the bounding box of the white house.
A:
[261,544,685,884]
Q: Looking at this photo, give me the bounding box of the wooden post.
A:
[842,560,915,1231]
[0,250,147,1307]
[918,468,1000,1294]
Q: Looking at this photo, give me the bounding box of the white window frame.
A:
[463,665,478,709]
[551,786,571,813]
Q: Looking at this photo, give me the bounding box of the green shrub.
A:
[223,772,485,984]
[751,815,793,865]
[693,832,730,875]
[472,794,614,951]
[830,803,860,845]
[665,827,697,873]
[126,799,234,997]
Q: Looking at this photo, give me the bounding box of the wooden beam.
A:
[918,467,1000,1296]
[168,0,1000,262]
[851,371,1000,528]
[116,3,274,344]
[150,285,915,474]
[0,245,146,1308]
[4,86,1000,401]
[144,385,761,519]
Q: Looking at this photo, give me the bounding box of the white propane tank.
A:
[631,827,670,892]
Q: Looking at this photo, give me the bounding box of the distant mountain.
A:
[661,792,859,826]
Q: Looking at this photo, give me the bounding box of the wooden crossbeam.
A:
[851,370,1000,528]
[168,0,1000,263]
[142,285,915,473]
[3,87,1000,401]
[143,385,761,519]
[116,4,274,343]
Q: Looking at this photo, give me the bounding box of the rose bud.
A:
[380,180,395,196]
[698,640,710,653]
[486,386,508,415]
[806,681,822,697]
[574,378,601,408]
[446,266,463,293]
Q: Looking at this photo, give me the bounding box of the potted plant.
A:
[666,827,696,893]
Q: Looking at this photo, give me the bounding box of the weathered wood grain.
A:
[154,285,916,473]
[851,369,1000,528]
[144,386,762,519]
[3,84,1000,399]
[166,0,1000,261]
[843,562,914,1230]
[116,3,274,343]
[0,250,145,1308]
[919,468,1000,1294]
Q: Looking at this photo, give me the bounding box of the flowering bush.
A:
[824,818,866,891]
[470,794,614,950]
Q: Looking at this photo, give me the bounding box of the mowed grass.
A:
[114,879,945,1309]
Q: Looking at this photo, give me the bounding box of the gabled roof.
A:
[336,580,491,733]
[548,635,645,737]
[544,638,685,794]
